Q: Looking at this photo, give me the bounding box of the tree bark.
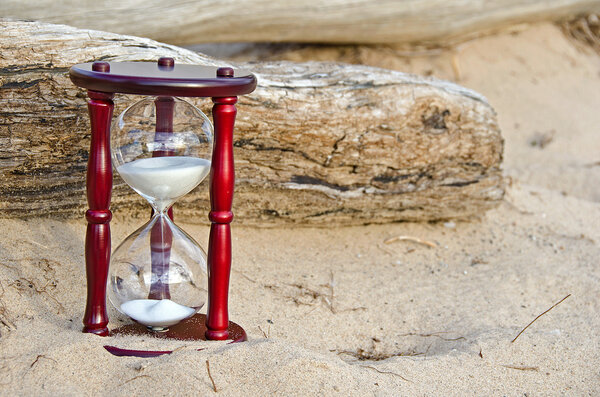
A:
[3,0,600,46]
[0,20,504,225]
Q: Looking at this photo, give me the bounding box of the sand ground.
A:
[1,23,599,395]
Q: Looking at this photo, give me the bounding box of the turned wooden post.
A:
[206,68,237,340]
[83,62,114,335]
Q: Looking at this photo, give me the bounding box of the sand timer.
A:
[69,58,256,345]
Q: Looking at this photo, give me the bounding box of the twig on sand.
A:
[325,271,336,314]
[337,348,424,361]
[258,325,270,338]
[30,354,56,368]
[206,359,218,393]
[361,365,412,382]
[511,294,571,343]
[258,326,267,338]
[233,270,258,284]
[170,345,189,354]
[120,375,153,386]
[501,365,539,371]
[384,235,437,249]
[8,277,64,313]
[25,239,49,249]
[400,331,465,341]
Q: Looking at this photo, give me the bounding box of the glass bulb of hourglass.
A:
[109,96,213,331]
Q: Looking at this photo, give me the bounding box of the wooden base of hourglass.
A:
[110,314,247,342]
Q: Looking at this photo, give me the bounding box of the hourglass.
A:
[69,58,256,344]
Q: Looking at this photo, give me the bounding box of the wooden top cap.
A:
[69,60,256,97]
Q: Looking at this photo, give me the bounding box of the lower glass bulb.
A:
[108,213,208,331]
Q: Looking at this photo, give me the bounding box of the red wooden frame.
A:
[71,59,255,342]
[83,88,114,336]
[206,94,237,340]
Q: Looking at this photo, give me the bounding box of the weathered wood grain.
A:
[3,0,600,45]
[0,20,504,225]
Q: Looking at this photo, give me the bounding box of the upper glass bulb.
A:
[111,96,213,211]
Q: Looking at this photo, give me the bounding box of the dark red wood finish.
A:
[148,216,173,300]
[105,314,246,357]
[83,89,114,336]
[148,96,175,300]
[153,96,175,157]
[206,94,238,340]
[110,313,247,342]
[104,345,186,358]
[153,96,175,221]
[69,62,256,97]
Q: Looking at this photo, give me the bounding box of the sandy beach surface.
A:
[1,23,599,395]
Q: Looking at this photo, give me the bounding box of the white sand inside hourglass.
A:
[121,299,196,329]
[117,156,210,209]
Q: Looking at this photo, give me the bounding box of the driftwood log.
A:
[3,0,600,46]
[0,20,503,225]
